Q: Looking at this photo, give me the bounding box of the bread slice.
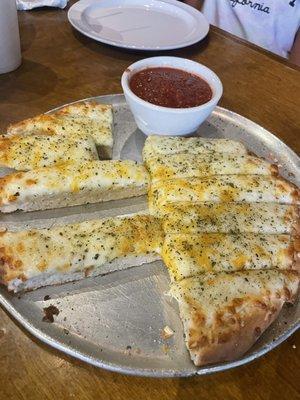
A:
[146,153,277,182]
[149,175,300,215]
[0,214,163,292]
[162,233,300,281]
[6,102,113,159]
[0,134,98,171]
[0,160,149,213]
[169,269,299,366]
[161,203,300,235]
[143,136,247,162]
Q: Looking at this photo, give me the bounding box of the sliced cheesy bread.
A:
[162,233,300,281]
[0,134,98,171]
[0,214,163,292]
[6,102,113,159]
[149,176,300,215]
[169,270,299,366]
[161,203,300,235]
[0,160,149,213]
[146,153,277,182]
[143,135,247,162]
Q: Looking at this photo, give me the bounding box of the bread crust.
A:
[188,301,282,366]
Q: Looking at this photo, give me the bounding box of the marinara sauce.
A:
[129,67,212,108]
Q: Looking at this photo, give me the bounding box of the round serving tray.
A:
[0,94,299,377]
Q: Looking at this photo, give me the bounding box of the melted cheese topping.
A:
[0,160,149,209]
[146,153,276,182]
[143,136,247,162]
[162,203,299,235]
[150,176,299,214]
[0,134,98,170]
[0,214,163,284]
[7,102,113,147]
[170,269,299,340]
[163,233,296,281]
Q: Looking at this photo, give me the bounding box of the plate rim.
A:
[67,0,210,51]
[0,93,299,378]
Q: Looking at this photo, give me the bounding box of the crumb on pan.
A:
[161,325,174,339]
[42,305,59,323]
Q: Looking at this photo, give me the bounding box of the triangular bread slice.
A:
[170,270,299,366]
[6,102,113,159]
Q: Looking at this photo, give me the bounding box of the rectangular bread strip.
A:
[161,203,300,235]
[146,153,277,182]
[0,134,98,171]
[0,214,163,292]
[162,233,299,282]
[0,160,149,213]
[6,102,113,159]
[149,175,300,214]
[169,269,299,366]
[143,135,247,162]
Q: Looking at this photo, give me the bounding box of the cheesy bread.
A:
[170,270,299,366]
[143,135,247,162]
[6,102,113,159]
[0,160,149,213]
[162,233,299,281]
[149,175,300,215]
[0,214,163,292]
[146,153,277,182]
[0,134,98,171]
[161,203,300,235]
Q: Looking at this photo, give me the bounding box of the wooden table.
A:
[0,3,299,399]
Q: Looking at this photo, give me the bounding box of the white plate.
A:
[68,0,209,50]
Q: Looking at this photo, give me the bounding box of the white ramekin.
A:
[121,56,223,136]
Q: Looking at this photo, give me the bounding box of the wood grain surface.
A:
[0,2,299,399]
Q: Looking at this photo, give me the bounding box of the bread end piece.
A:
[6,101,114,160]
[170,270,299,367]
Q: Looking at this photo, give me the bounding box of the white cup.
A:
[0,0,22,74]
[121,57,223,136]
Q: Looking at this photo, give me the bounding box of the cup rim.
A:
[121,56,223,114]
